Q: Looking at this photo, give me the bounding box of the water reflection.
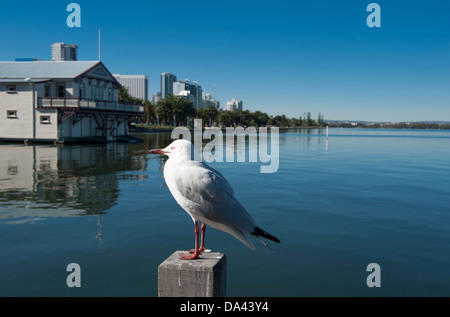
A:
[0,142,148,223]
[0,129,327,224]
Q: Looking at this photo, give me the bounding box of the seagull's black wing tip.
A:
[252,227,280,244]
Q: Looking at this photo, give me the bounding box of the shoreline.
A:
[130,125,450,132]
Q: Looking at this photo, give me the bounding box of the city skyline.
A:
[1,1,450,122]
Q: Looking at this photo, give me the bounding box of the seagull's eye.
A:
[171,147,175,150]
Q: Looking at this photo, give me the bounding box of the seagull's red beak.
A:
[148,149,166,155]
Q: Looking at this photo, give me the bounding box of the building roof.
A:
[113,74,148,79]
[0,78,51,83]
[0,61,101,79]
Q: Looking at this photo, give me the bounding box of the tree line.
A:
[128,92,327,128]
[360,122,450,129]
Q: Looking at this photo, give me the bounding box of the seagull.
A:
[149,139,280,260]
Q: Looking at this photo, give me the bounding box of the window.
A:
[7,85,17,93]
[57,84,65,98]
[107,88,113,101]
[44,84,51,98]
[91,86,97,100]
[40,116,51,124]
[7,110,17,118]
[98,87,104,100]
[79,84,86,99]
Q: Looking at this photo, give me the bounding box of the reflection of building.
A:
[0,143,147,221]
[51,42,78,61]
[113,74,149,101]
[0,61,144,143]
[226,98,243,111]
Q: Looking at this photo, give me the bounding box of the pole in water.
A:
[326,126,329,140]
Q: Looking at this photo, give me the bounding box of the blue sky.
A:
[1,0,449,122]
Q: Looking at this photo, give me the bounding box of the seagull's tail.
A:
[251,227,280,251]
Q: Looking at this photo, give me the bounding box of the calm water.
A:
[1,128,449,297]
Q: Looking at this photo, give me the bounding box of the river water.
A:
[1,128,449,296]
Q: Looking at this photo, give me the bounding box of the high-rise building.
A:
[189,81,203,109]
[161,73,177,99]
[226,98,243,111]
[172,79,203,109]
[151,92,162,104]
[113,74,149,101]
[172,80,188,96]
[51,42,78,61]
[202,92,220,109]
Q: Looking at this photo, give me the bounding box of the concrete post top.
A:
[158,251,227,297]
[159,251,226,271]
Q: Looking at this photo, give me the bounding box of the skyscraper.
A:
[172,79,203,109]
[189,81,203,109]
[161,73,177,99]
[202,92,220,109]
[113,74,149,101]
[51,42,78,61]
[152,92,162,104]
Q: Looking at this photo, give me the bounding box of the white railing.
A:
[39,98,144,113]
[79,100,144,113]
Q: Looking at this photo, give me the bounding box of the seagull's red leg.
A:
[181,222,200,260]
[199,222,206,252]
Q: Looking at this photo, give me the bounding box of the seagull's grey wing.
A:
[173,161,256,232]
[173,162,233,204]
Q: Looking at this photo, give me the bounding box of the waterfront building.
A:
[161,73,177,99]
[225,98,243,111]
[113,74,148,101]
[51,42,78,61]
[0,61,144,143]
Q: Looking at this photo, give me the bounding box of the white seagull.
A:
[149,139,280,260]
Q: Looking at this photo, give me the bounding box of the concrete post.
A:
[158,251,227,297]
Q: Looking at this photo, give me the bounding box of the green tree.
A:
[196,108,207,123]
[155,96,174,126]
[119,86,143,105]
[155,94,196,126]
[307,112,313,127]
[219,111,234,127]
[173,97,196,126]
[142,100,156,124]
[204,106,219,126]
[119,86,131,103]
